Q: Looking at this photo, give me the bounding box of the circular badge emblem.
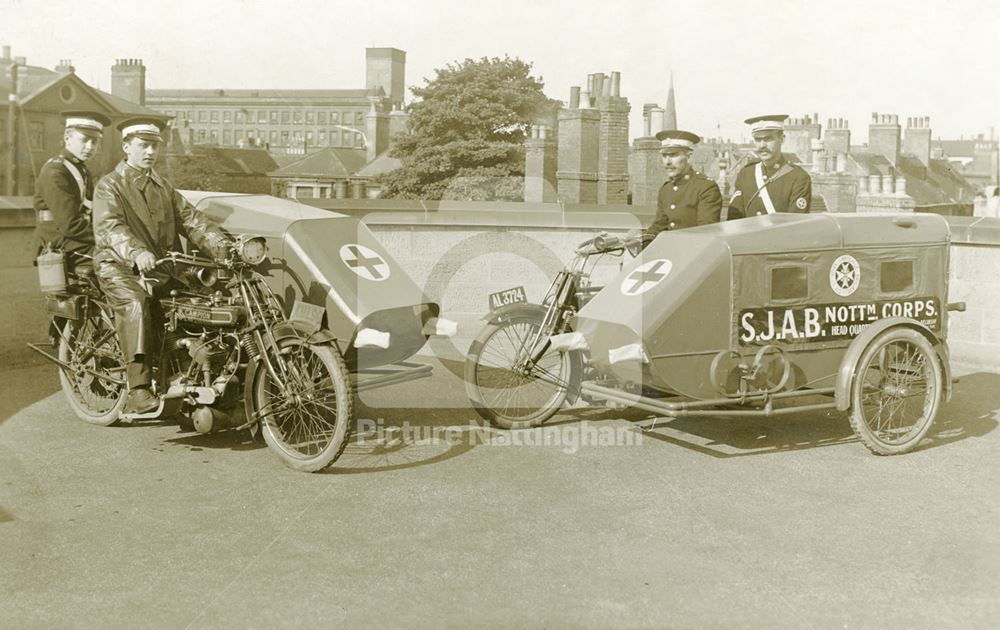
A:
[621,259,672,296]
[340,243,390,281]
[830,254,860,296]
[795,197,808,210]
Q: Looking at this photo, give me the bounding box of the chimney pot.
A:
[569,86,580,109]
[869,174,882,194]
[882,174,894,195]
[610,71,621,97]
[580,90,591,109]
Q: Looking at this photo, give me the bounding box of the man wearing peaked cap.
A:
[646,129,723,238]
[92,116,229,414]
[727,114,812,219]
[33,110,112,265]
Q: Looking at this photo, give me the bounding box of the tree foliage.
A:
[376,56,557,201]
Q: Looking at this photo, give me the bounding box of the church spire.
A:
[664,72,677,131]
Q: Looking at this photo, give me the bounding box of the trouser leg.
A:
[95,261,152,389]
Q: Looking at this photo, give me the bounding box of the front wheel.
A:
[253,336,353,472]
[57,310,127,426]
[465,315,577,429]
[849,328,943,455]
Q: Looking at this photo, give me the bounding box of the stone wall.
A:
[3,198,1000,374]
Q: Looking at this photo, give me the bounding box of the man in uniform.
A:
[727,114,812,219]
[92,117,230,414]
[34,111,111,270]
[646,129,723,237]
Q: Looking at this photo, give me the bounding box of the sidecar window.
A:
[880,260,914,293]
[770,266,808,301]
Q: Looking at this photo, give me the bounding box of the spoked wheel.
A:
[465,315,576,429]
[57,311,127,426]
[254,336,353,472]
[849,328,943,455]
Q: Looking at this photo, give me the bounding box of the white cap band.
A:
[65,117,104,132]
[660,138,695,150]
[750,120,784,134]
[121,123,161,138]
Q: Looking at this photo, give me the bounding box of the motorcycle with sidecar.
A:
[465,213,963,455]
[31,193,454,472]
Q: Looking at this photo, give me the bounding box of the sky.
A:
[3,0,998,144]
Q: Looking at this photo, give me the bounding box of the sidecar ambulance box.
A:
[573,213,950,399]
[182,192,438,369]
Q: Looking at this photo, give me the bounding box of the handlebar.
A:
[575,231,652,256]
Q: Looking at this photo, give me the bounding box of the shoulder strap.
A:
[754,163,778,214]
[61,159,91,209]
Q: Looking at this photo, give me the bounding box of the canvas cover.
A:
[573,213,952,399]
[182,192,435,367]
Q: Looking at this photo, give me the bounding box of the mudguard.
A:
[243,321,340,431]
[483,301,551,325]
[479,301,585,403]
[834,317,952,411]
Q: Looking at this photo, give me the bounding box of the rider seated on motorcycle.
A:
[34,111,112,275]
[92,117,231,414]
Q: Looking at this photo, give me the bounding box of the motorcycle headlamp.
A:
[235,235,268,265]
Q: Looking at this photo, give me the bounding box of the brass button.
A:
[756,212,762,216]
[669,222,675,228]
[672,186,679,191]
[670,204,676,209]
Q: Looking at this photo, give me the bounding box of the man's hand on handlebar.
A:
[135,250,158,273]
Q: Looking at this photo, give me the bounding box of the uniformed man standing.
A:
[727,114,812,219]
[33,111,111,269]
[646,130,723,237]
[93,117,229,414]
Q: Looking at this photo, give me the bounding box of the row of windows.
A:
[164,109,367,126]
[770,260,914,301]
[195,128,364,148]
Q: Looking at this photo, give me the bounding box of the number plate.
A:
[488,286,527,310]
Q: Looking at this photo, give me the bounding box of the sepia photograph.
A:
[1,0,998,627]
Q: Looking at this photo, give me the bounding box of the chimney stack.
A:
[55,59,75,74]
[903,115,932,166]
[784,114,822,162]
[111,58,146,106]
[869,112,901,165]
[824,117,851,155]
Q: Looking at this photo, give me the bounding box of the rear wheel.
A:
[849,328,943,455]
[254,336,353,472]
[57,310,127,426]
[465,315,575,429]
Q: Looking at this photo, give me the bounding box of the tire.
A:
[254,336,353,472]
[849,327,943,455]
[57,310,127,426]
[465,315,575,429]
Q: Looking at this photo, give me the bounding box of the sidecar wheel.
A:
[849,327,942,455]
[465,315,575,429]
[57,312,127,426]
[254,337,353,472]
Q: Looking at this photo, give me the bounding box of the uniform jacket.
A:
[93,160,226,268]
[727,158,812,219]
[33,149,95,255]
[647,165,723,235]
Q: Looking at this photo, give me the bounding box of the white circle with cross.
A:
[621,259,673,296]
[830,254,860,297]
[340,243,390,282]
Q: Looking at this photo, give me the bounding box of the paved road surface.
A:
[2,355,998,629]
